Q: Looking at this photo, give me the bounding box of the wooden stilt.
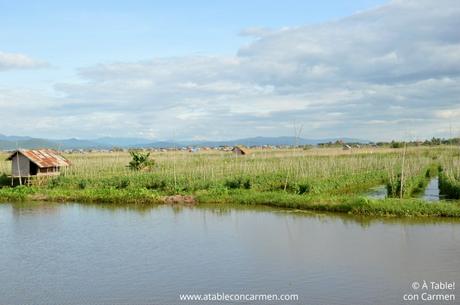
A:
[16,152,22,186]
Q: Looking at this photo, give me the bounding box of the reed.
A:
[0,147,459,217]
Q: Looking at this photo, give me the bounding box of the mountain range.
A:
[0,134,370,150]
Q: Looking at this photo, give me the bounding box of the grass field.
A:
[1,146,460,217]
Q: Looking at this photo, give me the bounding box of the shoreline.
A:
[1,187,459,218]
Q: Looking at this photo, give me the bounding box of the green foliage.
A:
[390,141,403,148]
[1,146,460,217]
[387,165,437,198]
[128,151,155,171]
[77,179,88,189]
[439,168,460,199]
[0,173,10,188]
[297,183,310,194]
[114,178,130,189]
[48,176,65,188]
[0,186,37,201]
[146,179,167,191]
[196,190,460,217]
[224,177,251,189]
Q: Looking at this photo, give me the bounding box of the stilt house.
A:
[6,149,71,178]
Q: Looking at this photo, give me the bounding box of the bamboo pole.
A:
[16,152,22,186]
[400,142,407,199]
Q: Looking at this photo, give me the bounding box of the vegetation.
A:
[128,151,155,171]
[438,152,460,199]
[387,164,438,198]
[0,146,459,217]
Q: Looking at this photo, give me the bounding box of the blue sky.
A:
[1,0,384,84]
[1,0,459,141]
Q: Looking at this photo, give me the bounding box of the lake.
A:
[0,202,459,305]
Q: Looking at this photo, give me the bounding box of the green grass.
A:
[439,168,460,199]
[2,187,459,217]
[387,164,438,198]
[1,146,459,217]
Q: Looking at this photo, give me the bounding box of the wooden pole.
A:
[16,152,23,186]
[400,142,407,199]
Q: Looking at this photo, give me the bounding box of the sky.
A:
[1,0,459,141]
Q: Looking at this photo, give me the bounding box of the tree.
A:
[128,151,155,171]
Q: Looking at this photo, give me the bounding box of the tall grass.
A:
[0,147,453,201]
[38,149,398,194]
[0,147,443,195]
[438,149,460,199]
[2,147,460,216]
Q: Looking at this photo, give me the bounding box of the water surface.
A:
[363,184,387,199]
[0,202,459,305]
[422,177,442,201]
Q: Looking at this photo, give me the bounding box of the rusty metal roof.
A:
[6,149,71,168]
[232,146,250,154]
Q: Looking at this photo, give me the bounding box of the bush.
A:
[128,151,155,171]
[115,178,130,189]
[297,183,310,194]
[48,176,64,188]
[224,177,251,189]
[390,141,405,148]
[146,179,167,191]
[78,179,88,189]
[439,170,460,199]
[0,173,10,188]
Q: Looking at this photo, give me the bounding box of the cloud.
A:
[435,108,460,119]
[0,51,48,71]
[5,0,460,140]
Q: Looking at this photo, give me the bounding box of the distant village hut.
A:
[232,146,249,155]
[6,149,71,182]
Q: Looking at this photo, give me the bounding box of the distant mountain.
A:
[136,141,180,148]
[0,134,34,142]
[0,136,101,150]
[0,134,371,150]
[53,138,103,149]
[0,138,58,150]
[95,137,155,147]
[141,136,371,148]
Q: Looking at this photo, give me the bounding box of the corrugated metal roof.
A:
[6,149,71,168]
[232,146,250,155]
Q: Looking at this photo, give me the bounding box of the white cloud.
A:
[435,108,460,119]
[3,0,460,140]
[0,51,47,71]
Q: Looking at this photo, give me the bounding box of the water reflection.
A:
[422,177,443,202]
[4,201,460,227]
[0,202,459,305]
[363,184,387,199]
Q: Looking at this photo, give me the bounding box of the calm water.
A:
[0,202,459,305]
[364,184,388,199]
[422,177,443,202]
[365,179,442,201]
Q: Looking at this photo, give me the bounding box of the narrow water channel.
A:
[365,178,442,202]
[422,177,441,201]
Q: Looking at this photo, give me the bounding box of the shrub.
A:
[128,151,155,171]
[115,178,130,189]
[224,177,251,189]
[297,183,310,194]
[78,179,88,189]
[0,173,10,188]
